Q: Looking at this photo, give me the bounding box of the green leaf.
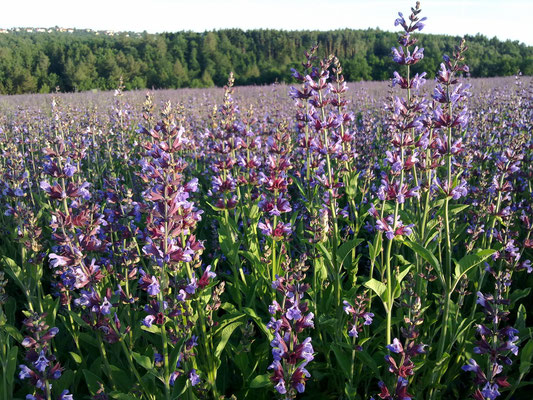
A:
[243,307,273,341]
[206,201,226,212]
[109,393,138,400]
[217,218,240,266]
[141,324,160,334]
[314,258,328,283]
[132,351,152,370]
[55,369,75,394]
[452,249,496,292]
[369,233,382,263]
[70,351,83,364]
[316,242,334,274]
[402,240,443,287]
[67,309,91,329]
[516,304,527,331]
[424,227,440,247]
[170,373,188,397]
[35,201,50,220]
[331,343,352,379]
[509,288,531,305]
[291,173,306,198]
[240,250,261,269]
[520,340,533,376]
[215,321,243,359]
[395,254,412,267]
[437,203,469,218]
[6,346,18,386]
[449,317,475,347]
[364,279,387,308]
[83,369,103,395]
[435,352,451,379]
[214,313,246,336]
[169,341,184,376]
[337,238,364,267]
[1,256,25,292]
[2,324,23,342]
[249,374,271,389]
[247,204,260,221]
[354,350,380,379]
[344,171,360,197]
[290,210,299,227]
[393,266,412,300]
[78,332,98,347]
[396,265,411,284]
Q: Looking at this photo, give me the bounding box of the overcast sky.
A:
[1,0,531,45]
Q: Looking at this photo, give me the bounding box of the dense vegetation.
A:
[1,3,533,400]
[0,27,531,94]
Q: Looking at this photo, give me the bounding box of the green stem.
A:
[98,335,117,391]
[198,301,219,399]
[272,214,278,281]
[437,290,451,360]
[385,233,394,346]
[317,88,340,310]
[2,337,8,400]
[348,333,357,398]
[160,182,171,400]
[437,84,454,360]
[118,336,153,400]
[384,165,404,346]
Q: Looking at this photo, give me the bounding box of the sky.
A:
[1,0,531,45]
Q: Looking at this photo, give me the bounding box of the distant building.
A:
[0,26,137,36]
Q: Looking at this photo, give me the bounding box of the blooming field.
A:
[1,4,532,400]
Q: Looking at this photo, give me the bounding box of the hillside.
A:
[0,28,530,94]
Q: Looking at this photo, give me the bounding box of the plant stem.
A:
[98,335,117,391]
[385,230,394,346]
[437,82,454,359]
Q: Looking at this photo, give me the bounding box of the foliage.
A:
[0,27,531,94]
[0,4,532,400]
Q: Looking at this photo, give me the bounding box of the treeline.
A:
[0,28,531,94]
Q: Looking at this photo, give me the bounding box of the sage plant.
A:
[267,262,314,398]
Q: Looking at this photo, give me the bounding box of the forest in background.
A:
[0,28,531,94]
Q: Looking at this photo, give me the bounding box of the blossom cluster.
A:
[267,268,314,397]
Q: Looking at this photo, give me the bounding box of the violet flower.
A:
[267,269,314,398]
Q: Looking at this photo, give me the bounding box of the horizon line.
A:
[1,25,530,46]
